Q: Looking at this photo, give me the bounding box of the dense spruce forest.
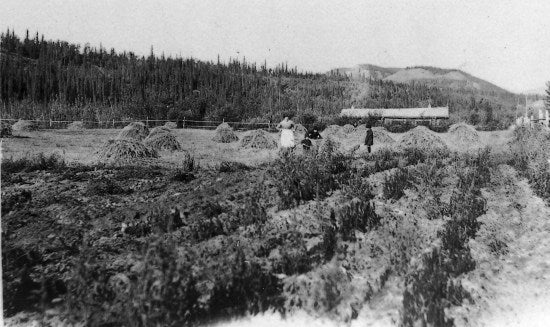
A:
[1,30,518,128]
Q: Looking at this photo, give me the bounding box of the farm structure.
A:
[515,99,549,128]
[340,105,450,126]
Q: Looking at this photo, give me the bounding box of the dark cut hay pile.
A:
[448,122,480,145]
[164,121,177,129]
[373,127,395,143]
[144,132,183,151]
[148,126,172,138]
[12,120,38,131]
[117,122,149,141]
[67,121,85,130]
[98,139,158,163]
[212,122,239,143]
[398,126,448,150]
[1,121,13,137]
[240,129,277,149]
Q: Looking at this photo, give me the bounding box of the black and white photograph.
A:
[1,1,550,326]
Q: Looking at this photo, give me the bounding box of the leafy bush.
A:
[383,168,412,200]
[401,247,471,327]
[270,150,352,209]
[338,198,379,241]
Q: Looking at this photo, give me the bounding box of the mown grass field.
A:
[2,126,550,327]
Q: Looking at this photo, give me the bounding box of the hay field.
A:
[6,125,550,327]
[1,127,512,165]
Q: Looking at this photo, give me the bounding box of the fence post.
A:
[183,117,186,129]
[112,119,115,128]
[49,119,52,128]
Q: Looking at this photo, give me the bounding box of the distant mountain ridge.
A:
[330,64,512,95]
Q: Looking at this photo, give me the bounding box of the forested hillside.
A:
[1,30,518,128]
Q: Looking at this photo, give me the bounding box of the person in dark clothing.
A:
[301,134,313,151]
[365,125,374,153]
[307,128,322,140]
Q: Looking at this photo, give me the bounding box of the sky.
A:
[2,0,550,93]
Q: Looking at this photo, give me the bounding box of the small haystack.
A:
[398,126,448,150]
[98,139,158,163]
[144,132,182,151]
[448,122,480,146]
[240,129,277,149]
[1,121,13,137]
[117,122,149,141]
[212,122,239,143]
[12,120,38,132]
[148,126,171,138]
[321,125,341,138]
[164,121,177,129]
[67,121,85,130]
[373,127,396,144]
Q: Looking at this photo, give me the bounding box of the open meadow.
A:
[3,124,550,327]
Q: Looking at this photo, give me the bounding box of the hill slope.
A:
[332,64,511,95]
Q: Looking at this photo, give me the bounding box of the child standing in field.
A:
[277,117,296,151]
[365,125,374,153]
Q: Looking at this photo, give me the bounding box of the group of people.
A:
[276,116,374,153]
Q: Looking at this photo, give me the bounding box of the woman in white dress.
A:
[277,116,295,149]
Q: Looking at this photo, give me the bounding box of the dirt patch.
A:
[398,126,448,150]
[240,129,278,149]
[117,122,149,141]
[212,123,239,143]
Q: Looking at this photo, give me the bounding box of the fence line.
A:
[0,118,275,131]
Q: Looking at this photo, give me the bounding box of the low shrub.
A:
[219,161,250,172]
[401,247,472,327]
[383,167,412,200]
[2,153,66,174]
[338,198,379,241]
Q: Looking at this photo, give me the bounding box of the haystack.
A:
[398,126,448,150]
[1,121,13,137]
[164,121,177,129]
[448,122,480,145]
[372,127,395,144]
[341,124,356,134]
[12,120,38,132]
[240,129,277,149]
[148,126,171,138]
[144,132,182,151]
[355,124,367,133]
[321,125,341,138]
[98,139,158,163]
[67,121,85,130]
[117,122,149,141]
[212,122,239,143]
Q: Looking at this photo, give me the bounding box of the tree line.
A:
[1,29,517,128]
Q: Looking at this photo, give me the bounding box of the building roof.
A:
[340,106,449,119]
